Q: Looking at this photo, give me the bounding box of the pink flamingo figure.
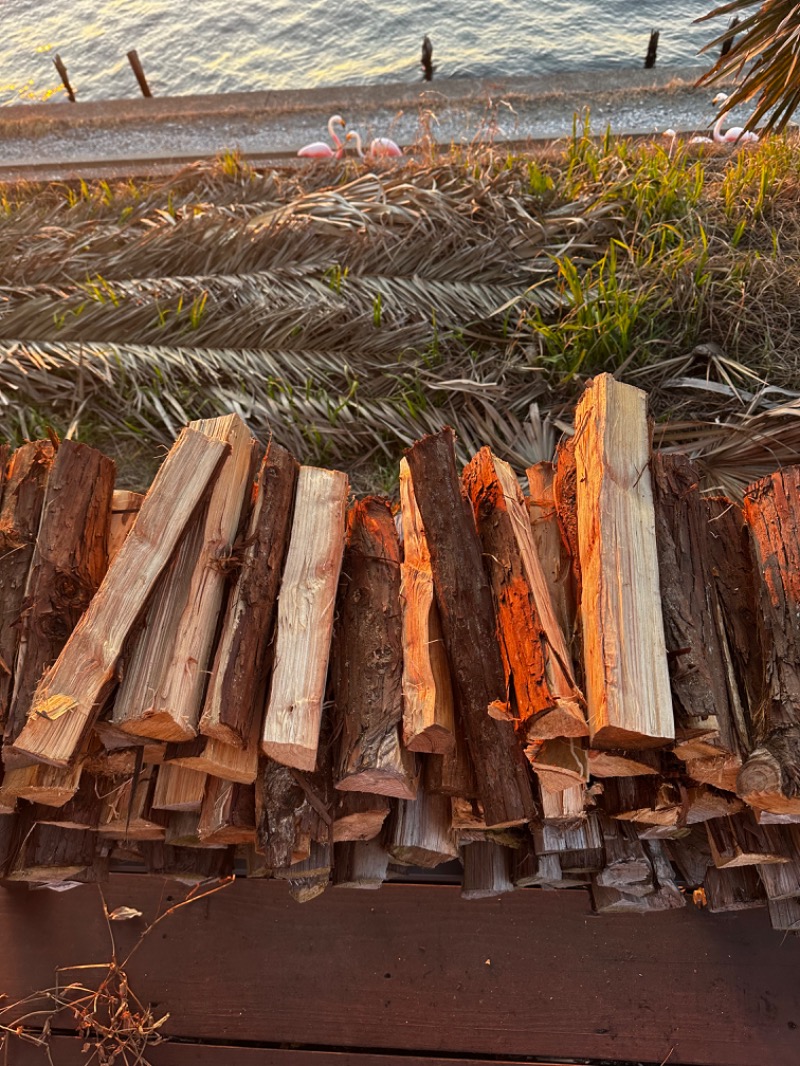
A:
[297,115,347,158]
[712,93,759,144]
[345,130,403,159]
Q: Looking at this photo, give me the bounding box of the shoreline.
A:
[0,65,743,176]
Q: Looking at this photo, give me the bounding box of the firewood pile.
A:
[1,372,800,930]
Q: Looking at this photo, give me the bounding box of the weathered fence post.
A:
[127,49,153,97]
[53,54,76,102]
[421,36,434,81]
[644,30,659,69]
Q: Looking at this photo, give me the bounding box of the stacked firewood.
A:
[2,374,800,931]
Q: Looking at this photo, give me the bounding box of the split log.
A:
[33,772,110,829]
[461,840,515,899]
[758,859,800,901]
[198,778,256,845]
[333,839,389,888]
[533,814,604,873]
[113,414,255,741]
[704,865,766,912]
[651,453,739,748]
[388,784,458,867]
[595,815,653,895]
[591,882,684,913]
[767,897,800,931]
[552,436,582,611]
[288,875,329,903]
[601,778,680,826]
[332,791,391,842]
[107,490,144,563]
[513,844,560,888]
[0,760,84,807]
[706,811,791,867]
[164,713,259,785]
[141,842,234,884]
[738,468,800,812]
[255,758,307,868]
[165,812,204,847]
[404,429,535,827]
[705,496,762,747]
[683,752,742,792]
[398,459,455,754]
[5,440,114,764]
[96,768,168,840]
[10,426,229,767]
[526,461,576,642]
[572,375,674,748]
[5,813,98,883]
[423,707,478,798]
[463,448,586,738]
[587,749,660,777]
[0,440,54,727]
[666,825,712,886]
[274,840,331,881]
[333,497,417,799]
[540,784,586,824]
[527,737,587,792]
[200,443,298,747]
[261,466,348,771]
[151,763,207,812]
[449,797,522,847]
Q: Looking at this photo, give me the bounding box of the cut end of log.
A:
[334,770,417,801]
[404,723,456,755]
[197,717,245,751]
[590,723,674,752]
[261,739,317,773]
[118,711,197,744]
[525,702,590,741]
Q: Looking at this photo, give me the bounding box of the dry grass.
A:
[0,131,799,493]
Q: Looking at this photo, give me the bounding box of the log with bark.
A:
[404,429,535,828]
[0,440,54,728]
[10,426,229,767]
[333,497,417,799]
[398,459,456,754]
[200,443,298,748]
[463,447,586,739]
[332,791,391,843]
[4,440,114,766]
[261,466,348,771]
[738,468,800,813]
[572,375,674,749]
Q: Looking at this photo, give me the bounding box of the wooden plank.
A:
[0,875,797,1065]
[261,466,348,771]
[404,430,535,828]
[333,497,416,799]
[9,427,229,767]
[573,374,674,749]
[8,1036,577,1066]
[398,458,456,754]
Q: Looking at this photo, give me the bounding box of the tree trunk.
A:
[404,429,535,828]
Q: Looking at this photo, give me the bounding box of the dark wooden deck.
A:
[1,874,799,1065]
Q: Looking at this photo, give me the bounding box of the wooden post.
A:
[53,54,76,102]
[10,427,229,768]
[463,448,586,739]
[573,375,674,749]
[644,30,659,69]
[4,440,114,765]
[333,497,417,799]
[126,49,152,97]
[399,459,456,754]
[421,36,434,81]
[404,429,535,828]
[201,443,298,748]
[738,468,800,812]
[261,467,348,771]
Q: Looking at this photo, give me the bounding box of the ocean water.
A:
[0,0,727,106]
